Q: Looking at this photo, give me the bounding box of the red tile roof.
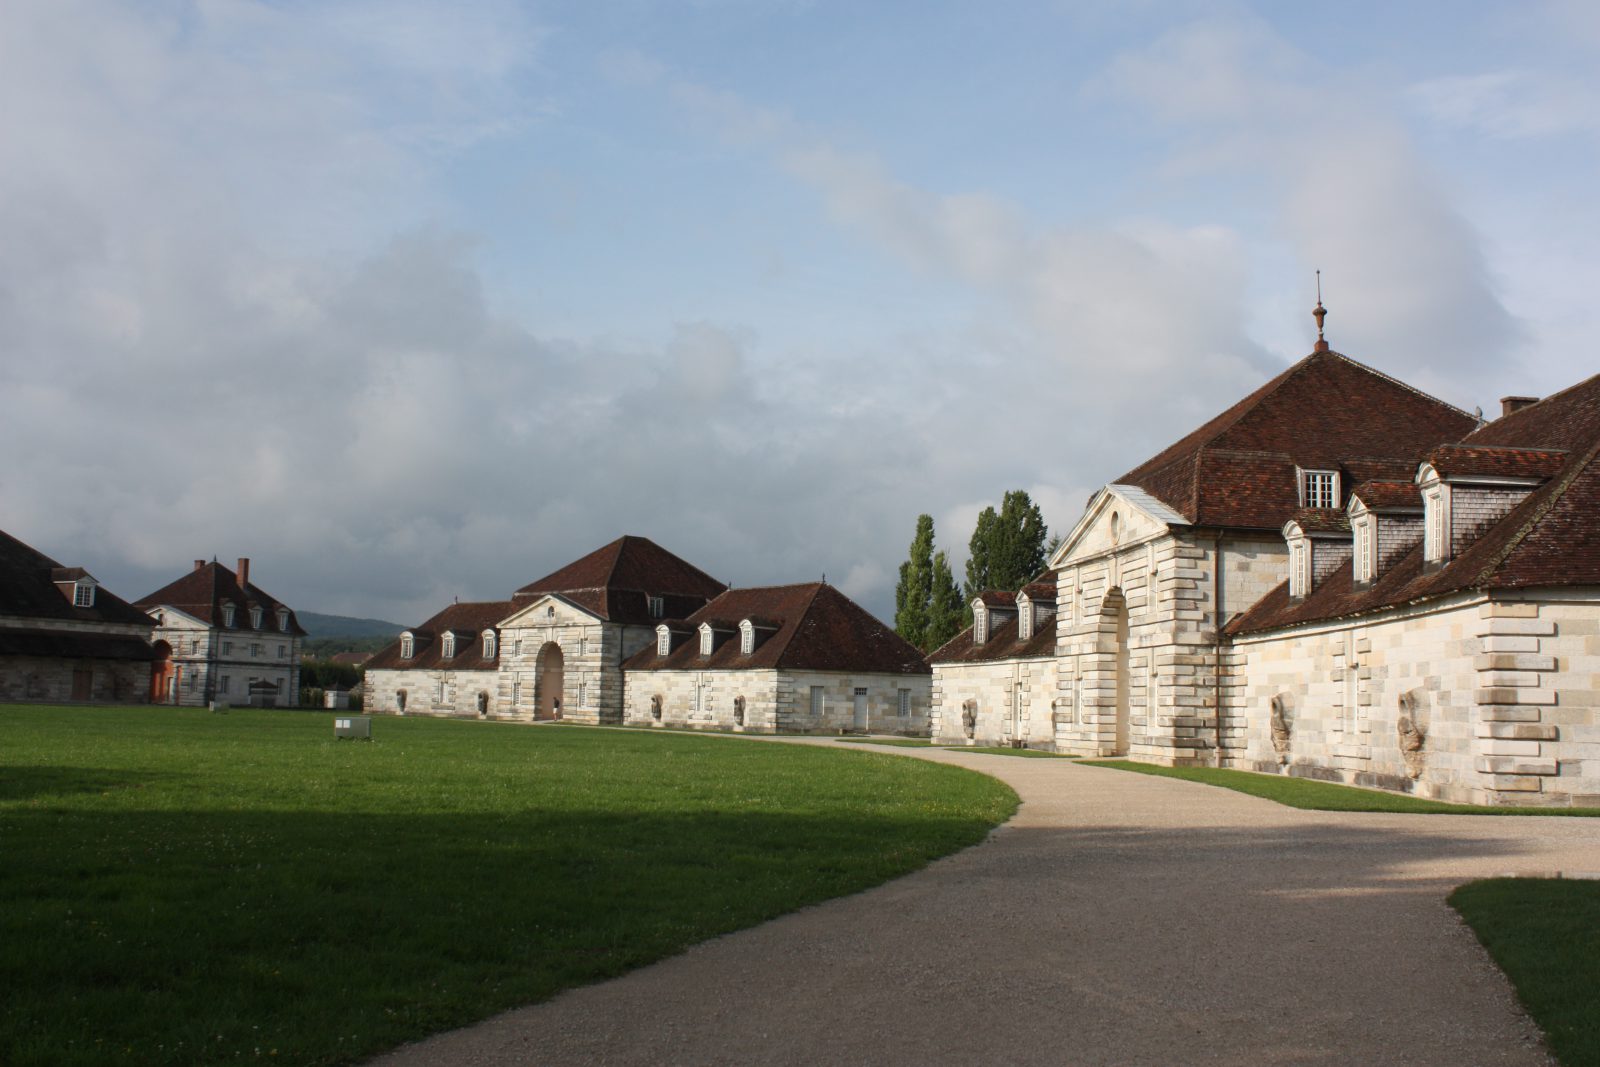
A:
[365,600,516,672]
[135,561,307,636]
[623,583,928,674]
[1286,508,1351,535]
[927,611,1057,665]
[1422,444,1568,481]
[1019,582,1056,602]
[1118,351,1479,530]
[0,528,153,629]
[512,536,726,625]
[1230,371,1600,634]
[1350,480,1422,512]
[974,590,1017,608]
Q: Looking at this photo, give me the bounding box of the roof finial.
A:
[1312,270,1329,353]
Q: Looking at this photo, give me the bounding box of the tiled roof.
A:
[512,536,726,625]
[135,562,307,636]
[0,528,152,628]
[365,600,516,672]
[1286,509,1350,535]
[623,583,928,675]
[1423,444,1568,481]
[1350,480,1422,512]
[974,590,1017,608]
[927,611,1057,665]
[1118,351,1479,530]
[1230,371,1600,635]
[1019,581,1056,602]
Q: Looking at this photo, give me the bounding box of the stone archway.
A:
[535,642,564,720]
[1096,588,1131,757]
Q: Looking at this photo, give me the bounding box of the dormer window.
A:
[249,606,263,630]
[656,625,671,657]
[1301,469,1339,509]
[221,602,236,628]
[277,608,290,633]
[648,596,664,619]
[1017,599,1033,641]
[73,581,95,608]
[441,632,456,659]
[1289,537,1310,599]
[973,601,988,645]
[698,623,714,656]
[739,620,754,655]
[400,632,415,659]
[1353,514,1375,584]
[482,630,497,659]
[1423,483,1448,565]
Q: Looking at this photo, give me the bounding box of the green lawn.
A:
[0,705,1017,1066]
[1451,879,1600,1066]
[1087,760,1600,815]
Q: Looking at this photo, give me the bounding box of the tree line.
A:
[893,490,1054,652]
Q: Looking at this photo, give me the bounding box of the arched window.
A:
[482,630,497,659]
[400,632,414,659]
[698,623,713,656]
[739,620,754,654]
[973,602,988,645]
[221,602,236,628]
[249,606,263,629]
[441,632,456,659]
[277,608,290,632]
[656,625,671,656]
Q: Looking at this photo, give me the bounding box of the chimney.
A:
[1500,396,1539,418]
[236,557,250,590]
[193,559,205,572]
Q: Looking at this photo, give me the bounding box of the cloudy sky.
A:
[3,1,1598,626]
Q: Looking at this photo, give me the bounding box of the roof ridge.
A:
[1467,436,1600,587]
[764,582,826,665]
[600,536,630,589]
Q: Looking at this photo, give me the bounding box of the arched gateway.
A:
[535,641,564,720]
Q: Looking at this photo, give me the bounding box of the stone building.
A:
[362,599,512,717]
[1226,376,1600,806]
[364,536,727,723]
[136,558,306,706]
[928,584,1058,746]
[622,582,931,734]
[0,528,157,703]
[931,317,1600,805]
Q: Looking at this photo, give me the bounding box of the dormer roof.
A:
[1231,370,1600,634]
[365,600,514,671]
[974,591,1017,609]
[1349,481,1422,513]
[510,535,727,625]
[1284,509,1351,536]
[135,560,306,636]
[0,529,151,628]
[1116,350,1478,530]
[625,583,927,674]
[1421,444,1567,482]
[1017,581,1056,604]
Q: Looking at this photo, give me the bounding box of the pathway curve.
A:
[374,743,1600,1065]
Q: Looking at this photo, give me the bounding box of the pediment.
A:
[1050,484,1188,569]
[498,592,603,629]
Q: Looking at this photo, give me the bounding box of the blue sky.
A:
[2,1,1597,625]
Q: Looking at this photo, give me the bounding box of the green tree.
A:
[894,515,936,649]
[964,490,1050,612]
[926,550,965,650]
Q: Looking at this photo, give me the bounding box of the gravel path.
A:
[373,743,1600,1066]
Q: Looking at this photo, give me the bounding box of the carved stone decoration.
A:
[733,695,746,727]
[961,699,978,740]
[1397,689,1428,779]
[1269,694,1292,764]
[650,694,663,722]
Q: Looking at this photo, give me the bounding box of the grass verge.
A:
[1451,879,1600,1066]
[0,705,1016,1066]
[1087,760,1600,815]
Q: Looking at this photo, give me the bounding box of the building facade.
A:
[0,528,157,704]
[136,558,306,707]
[622,583,931,735]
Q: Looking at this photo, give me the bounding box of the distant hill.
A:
[296,611,407,639]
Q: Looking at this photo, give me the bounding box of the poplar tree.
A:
[925,550,965,650]
[894,514,936,649]
[964,490,1050,618]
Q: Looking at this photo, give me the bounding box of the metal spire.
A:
[1312,270,1329,352]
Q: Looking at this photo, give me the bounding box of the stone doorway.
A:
[536,642,564,720]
